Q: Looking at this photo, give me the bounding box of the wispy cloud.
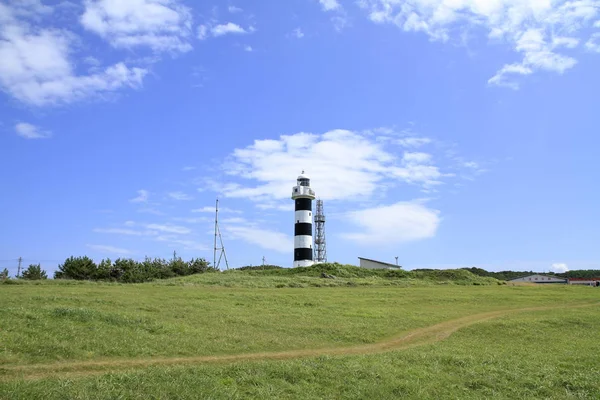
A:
[145,224,191,235]
[292,28,304,39]
[358,0,600,88]
[342,201,440,246]
[168,191,193,201]
[87,244,133,255]
[224,223,293,253]
[93,228,156,236]
[192,206,241,214]
[130,190,149,203]
[228,5,243,13]
[15,123,51,139]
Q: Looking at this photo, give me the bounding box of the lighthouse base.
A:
[293,260,314,268]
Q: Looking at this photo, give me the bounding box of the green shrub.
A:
[21,264,48,280]
[54,256,97,280]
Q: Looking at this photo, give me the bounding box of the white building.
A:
[568,278,600,286]
[508,274,567,284]
[358,257,402,270]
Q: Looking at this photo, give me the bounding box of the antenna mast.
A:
[314,199,327,263]
[213,199,230,270]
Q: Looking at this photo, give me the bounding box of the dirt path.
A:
[1,302,597,382]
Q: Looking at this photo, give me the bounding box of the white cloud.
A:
[342,201,440,245]
[192,206,241,214]
[130,189,149,203]
[550,263,569,273]
[319,0,341,11]
[15,122,51,139]
[292,28,304,38]
[93,227,156,236]
[358,0,600,88]
[4,0,52,18]
[80,0,193,53]
[197,24,208,40]
[155,235,208,251]
[552,36,580,48]
[168,191,193,201]
[182,166,196,171]
[198,22,254,39]
[228,5,243,13]
[146,223,191,234]
[586,33,600,52]
[211,22,250,37]
[224,224,293,253]
[87,244,133,255]
[214,129,450,202]
[0,4,147,106]
[244,45,253,52]
[395,137,431,147]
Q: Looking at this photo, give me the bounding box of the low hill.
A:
[160,263,502,288]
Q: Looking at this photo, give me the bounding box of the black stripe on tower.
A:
[295,198,312,211]
[294,248,313,261]
[294,223,312,236]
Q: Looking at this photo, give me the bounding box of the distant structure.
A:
[213,199,229,270]
[291,171,316,267]
[567,278,600,286]
[314,200,327,263]
[358,257,402,270]
[508,274,566,284]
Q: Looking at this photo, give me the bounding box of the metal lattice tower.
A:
[213,199,230,270]
[314,199,327,263]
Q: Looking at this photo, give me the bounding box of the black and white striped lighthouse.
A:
[291,171,316,267]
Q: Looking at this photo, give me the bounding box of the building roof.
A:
[358,257,402,269]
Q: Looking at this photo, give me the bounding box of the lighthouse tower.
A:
[291,171,316,267]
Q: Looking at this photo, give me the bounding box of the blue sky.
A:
[1,0,599,276]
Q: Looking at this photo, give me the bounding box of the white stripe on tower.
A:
[291,171,316,268]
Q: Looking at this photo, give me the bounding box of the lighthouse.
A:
[291,171,316,267]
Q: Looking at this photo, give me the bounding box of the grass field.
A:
[1,272,599,399]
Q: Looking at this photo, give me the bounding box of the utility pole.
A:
[173,250,177,261]
[262,256,266,266]
[17,257,22,277]
[395,256,399,266]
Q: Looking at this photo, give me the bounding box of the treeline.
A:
[1,256,217,283]
[556,270,600,278]
[54,256,216,283]
[461,267,600,280]
[1,265,47,281]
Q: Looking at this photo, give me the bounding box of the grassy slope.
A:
[1,272,599,399]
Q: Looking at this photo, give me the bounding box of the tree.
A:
[96,258,120,281]
[54,256,97,280]
[21,264,48,280]
[189,258,214,274]
[1,268,9,280]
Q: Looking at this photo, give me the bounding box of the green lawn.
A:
[1,278,599,399]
